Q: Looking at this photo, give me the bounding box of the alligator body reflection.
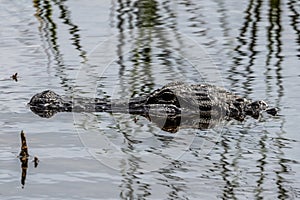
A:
[28,82,277,132]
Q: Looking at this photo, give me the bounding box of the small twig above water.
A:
[11,73,18,82]
[33,156,39,168]
[133,116,139,123]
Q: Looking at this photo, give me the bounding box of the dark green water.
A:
[0,0,299,199]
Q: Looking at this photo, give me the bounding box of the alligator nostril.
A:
[266,107,278,116]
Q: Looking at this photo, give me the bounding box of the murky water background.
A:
[1,0,299,199]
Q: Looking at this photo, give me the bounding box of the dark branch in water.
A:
[18,130,39,188]
[19,130,29,189]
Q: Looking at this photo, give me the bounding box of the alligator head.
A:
[28,90,72,118]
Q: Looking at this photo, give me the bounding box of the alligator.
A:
[28,82,278,132]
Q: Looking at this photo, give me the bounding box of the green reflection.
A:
[135,0,161,28]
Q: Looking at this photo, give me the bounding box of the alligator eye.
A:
[236,98,246,102]
[146,89,176,104]
[160,91,176,101]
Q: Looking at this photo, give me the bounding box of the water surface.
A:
[0,0,299,199]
